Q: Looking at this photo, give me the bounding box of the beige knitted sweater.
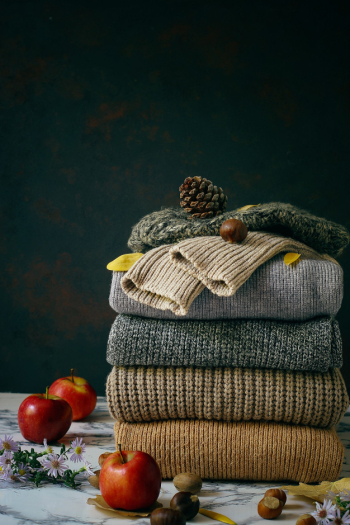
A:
[106,366,349,428]
[121,232,334,315]
[114,419,343,482]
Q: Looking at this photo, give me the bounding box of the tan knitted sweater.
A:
[114,419,344,482]
[106,366,349,428]
[121,232,334,315]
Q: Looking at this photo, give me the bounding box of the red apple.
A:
[99,446,162,510]
[18,389,73,444]
[49,369,97,421]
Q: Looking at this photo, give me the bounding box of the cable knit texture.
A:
[127,203,350,257]
[106,315,342,372]
[111,253,343,320]
[106,366,349,428]
[113,419,344,482]
[122,233,335,316]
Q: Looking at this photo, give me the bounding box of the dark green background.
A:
[1,0,350,395]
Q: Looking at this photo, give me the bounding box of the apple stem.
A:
[46,386,49,399]
[118,443,125,464]
[71,368,74,383]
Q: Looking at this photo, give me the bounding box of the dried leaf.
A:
[237,204,261,212]
[107,253,143,271]
[281,478,350,503]
[199,508,237,525]
[284,252,301,266]
[87,494,162,517]
[88,470,100,489]
[98,452,113,467]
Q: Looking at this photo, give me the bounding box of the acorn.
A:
[173,472,202,494]
[257,497,284,519]
[264,489,287,506]
[220,218,248,243]
[150,508,186,525]
[170,492,200,520]
[296,515,317,525]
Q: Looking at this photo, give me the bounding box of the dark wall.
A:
[1,0,350,395]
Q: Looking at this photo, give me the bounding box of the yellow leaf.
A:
[199,508,237,525]
[281,478,350,503]
[237,204,261,211]
[284,252,301,266]
[87,495,162,517]
[107,253,143,271]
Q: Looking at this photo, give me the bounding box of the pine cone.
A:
[179,176,228,219]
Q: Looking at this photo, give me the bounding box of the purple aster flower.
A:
[312,499,337,525]
[0,435,18,452]
[41,453,68,478]
[0,450,14,470]
[69,438,86,463]
[333,509,350,525]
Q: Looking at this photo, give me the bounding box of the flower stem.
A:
[71,369,74,383]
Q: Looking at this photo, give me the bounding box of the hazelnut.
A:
[150,508,186,525]
[98,452,112,467]
[170,492,200,520]
[257,497,283,519]
[220,219,248,243]
[296,514,317,525]
[173,472,202,494]
[264,489,287,506]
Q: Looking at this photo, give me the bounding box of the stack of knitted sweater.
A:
[106,203,350,483]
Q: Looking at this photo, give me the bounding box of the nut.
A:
[257,497,283,519]
[173,472,202,494]
[170,492,200,520]
[150,508,186,525]
[296,514,317,525]
[220,218,248,243]
[98,452,112,467]
[87,469,100,488]
[264,489,287,506]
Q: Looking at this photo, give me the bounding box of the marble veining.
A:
[0,393,349,525]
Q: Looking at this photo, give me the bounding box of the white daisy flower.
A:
[42,438,54,454]
[0,435,19,452]
[312,499,337,525]
[41,453,68,478]
[333,509,350,525]
[69,438,86,463]
[339,491,350,503]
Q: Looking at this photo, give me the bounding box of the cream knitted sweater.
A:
[122,232,334,315]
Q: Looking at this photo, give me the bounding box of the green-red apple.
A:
[18,389,73,443]
[99,447,162,510]
[49,369,97,421]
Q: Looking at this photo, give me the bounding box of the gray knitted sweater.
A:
[110,254,343,320]
[127,203,350,257]
[106,315,342,372]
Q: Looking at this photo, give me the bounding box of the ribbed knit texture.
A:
[113,419,344,482]
[127,203,350,257]
[106,315,342,372]
[106,366,349,428]
[110,253,343,320]
[122,233,335,316]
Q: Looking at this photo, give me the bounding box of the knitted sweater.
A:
[106,315,342,372]
[106,366,349,428]
[110,253,343,320]
[122,233,335,316]
[127,203,350,257]
[114,419,344,482]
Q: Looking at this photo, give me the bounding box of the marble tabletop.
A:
[0,393,349,525]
